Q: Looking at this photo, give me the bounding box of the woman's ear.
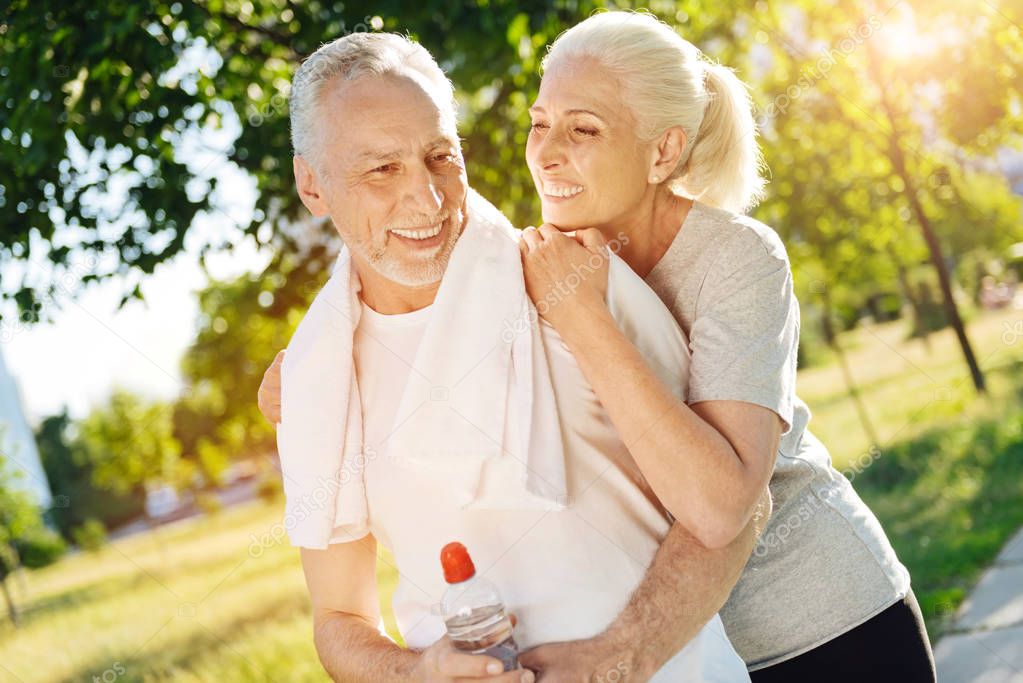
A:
[649,127,687,184]
[294,155,330,217]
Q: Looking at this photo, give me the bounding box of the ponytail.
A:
[676,62,766,213]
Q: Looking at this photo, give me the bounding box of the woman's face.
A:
[526,57,654,230]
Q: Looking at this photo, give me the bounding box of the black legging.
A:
[750,590,936,683]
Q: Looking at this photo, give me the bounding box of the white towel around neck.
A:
[278,190,567,549]
[277,188,691,550]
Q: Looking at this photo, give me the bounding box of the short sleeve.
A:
[686,232,799,434]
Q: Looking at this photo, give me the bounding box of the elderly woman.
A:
[517,11,935,683]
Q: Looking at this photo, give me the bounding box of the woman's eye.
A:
[530,122,549,131]
[574,127,598,136]
[371,164,397,174]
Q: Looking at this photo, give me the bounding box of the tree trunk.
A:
[886,244,932,353]
[866,43,986,393]
[0,576,18,627]
[822,287,881,449]
[11,545,29,602]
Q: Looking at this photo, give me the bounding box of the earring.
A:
[651,175,661,183]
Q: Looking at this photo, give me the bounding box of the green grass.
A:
[798,306,1023,470]
[796,306,1023,638]
[1,307,1021,680]
[857,403,1023,637]
[0,500,401,682]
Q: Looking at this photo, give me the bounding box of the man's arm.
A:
[604,488,768,677]
[302,535,416,682]
[302,532,529,682]
[520,488,769,681]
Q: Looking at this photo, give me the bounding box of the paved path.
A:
[934,527,1023,682]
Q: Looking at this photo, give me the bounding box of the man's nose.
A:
[404,163,444,213]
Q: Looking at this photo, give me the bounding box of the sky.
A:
[2,161,271,427]
[2,232,268,426]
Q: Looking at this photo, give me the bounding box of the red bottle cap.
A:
[440,542,476,583]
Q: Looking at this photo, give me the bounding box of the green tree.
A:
[175,263,310,469]
[0,482,35,626]
[1,0,751,319]
[748,0,1023,394]
[0,425,50,626]
[36,409,143,538]
[75,388,189,500]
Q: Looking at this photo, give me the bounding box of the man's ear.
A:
[294,155,330,217]
[649,127,687,184]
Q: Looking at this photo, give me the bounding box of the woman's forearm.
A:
[554,303,764,548]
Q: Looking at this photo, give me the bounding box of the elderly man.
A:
[269,31,765,682]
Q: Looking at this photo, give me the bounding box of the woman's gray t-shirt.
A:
[644,201,911,671]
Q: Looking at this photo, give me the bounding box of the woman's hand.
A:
[518,225,610,330]
[257,350,285,424]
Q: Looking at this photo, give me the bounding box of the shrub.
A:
[16,526,68,568]
[71,518,108,552]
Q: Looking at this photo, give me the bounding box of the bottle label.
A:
[480,635,520,672]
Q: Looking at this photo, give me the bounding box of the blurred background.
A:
[0,0,1022,681]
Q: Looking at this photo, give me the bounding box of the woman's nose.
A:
[537,130,567,170]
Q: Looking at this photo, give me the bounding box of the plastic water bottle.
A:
[439,541,520,671]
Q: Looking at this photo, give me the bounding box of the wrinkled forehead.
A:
[323,72,460,159]
[534,56,626,121]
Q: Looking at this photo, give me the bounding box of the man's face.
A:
[296,72,468,289]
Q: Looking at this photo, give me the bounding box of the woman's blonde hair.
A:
[543,11,766,213]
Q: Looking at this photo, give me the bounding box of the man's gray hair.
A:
[289,32,456,167]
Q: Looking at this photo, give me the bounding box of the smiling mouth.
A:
[389,222,444,240]
[544,184,585,199]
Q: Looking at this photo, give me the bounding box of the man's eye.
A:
[371,164,397,173]
[574,127,598,136]
[430,153,456,163]
[529,122,549,131]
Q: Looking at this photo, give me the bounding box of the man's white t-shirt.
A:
[353,299,749,682]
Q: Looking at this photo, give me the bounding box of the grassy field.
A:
[1,307,1022,681]
[0,500,377,682]
[800,306,1023,637]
